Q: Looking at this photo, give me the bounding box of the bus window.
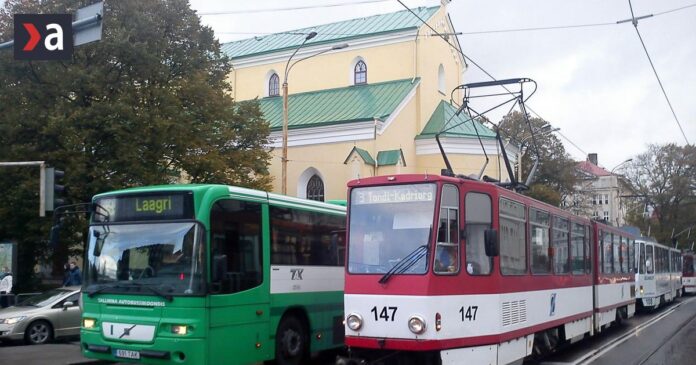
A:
[465,192,492,275]
[210,200,263,294]
[271,207,345,267]
[530,209,550,274]
[499,198,526,275]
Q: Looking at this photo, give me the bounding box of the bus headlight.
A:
[346,313,363,331]
[171,325,188,335]
[408,315,426,334]
[82,318,96,329]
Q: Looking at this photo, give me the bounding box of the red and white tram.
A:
[682,251,695,295]
[342,174,637,365]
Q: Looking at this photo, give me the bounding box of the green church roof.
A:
[258,78,419,130]
[344,146,376,166]
[376,149,405,166]
[221,6,440,59]
[417,100,497,140]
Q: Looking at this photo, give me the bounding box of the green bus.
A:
[79,184,346,365]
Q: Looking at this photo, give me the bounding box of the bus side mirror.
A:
[484,229,499,257]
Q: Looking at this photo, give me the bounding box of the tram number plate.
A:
[114,349,140,359]
[370,306,397,321]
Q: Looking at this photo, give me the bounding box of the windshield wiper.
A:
[378,245,429,284]
[124,282,173,302]
[87,283,127,298]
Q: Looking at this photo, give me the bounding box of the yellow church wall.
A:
[230,41,417,101]
[415,7,465,133]
[415,154,509,181]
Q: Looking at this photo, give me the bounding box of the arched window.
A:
[438,64,445,93]
[268,73,280,97]
[354,60,367,85]
[306,175,325,201]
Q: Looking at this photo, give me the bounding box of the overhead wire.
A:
[198,0,393,16]
[625,0,690,145]
[395,0,589,156]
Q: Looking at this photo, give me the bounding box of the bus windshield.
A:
[348,183,436,274]
[85,222,205,296]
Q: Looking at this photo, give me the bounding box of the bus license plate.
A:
[114,349,140,359]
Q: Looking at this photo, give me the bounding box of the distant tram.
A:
[340,174,640,365]
[634,238,683,309]
[683,251,695,295]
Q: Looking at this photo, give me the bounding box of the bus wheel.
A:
[276,316,308,365]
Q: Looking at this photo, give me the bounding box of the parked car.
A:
[0,286,81,344]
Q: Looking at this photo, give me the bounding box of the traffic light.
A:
[44,167,65,213]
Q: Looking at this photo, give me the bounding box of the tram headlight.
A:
[408,315,426,334]
[346,313,363,331]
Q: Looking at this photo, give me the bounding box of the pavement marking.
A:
[572,296,696,365]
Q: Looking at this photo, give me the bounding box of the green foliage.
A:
[499,111,578,206]
[0,0,272,291]
[624,144,696,247]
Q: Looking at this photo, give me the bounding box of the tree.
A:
[499,111,578,206]
[624,144,696,246]
[0,0,272,291]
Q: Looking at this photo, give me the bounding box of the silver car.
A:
[0,286,81,344]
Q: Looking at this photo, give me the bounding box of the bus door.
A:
[208,199,271,363]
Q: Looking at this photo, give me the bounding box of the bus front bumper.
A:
[81,330,206,364]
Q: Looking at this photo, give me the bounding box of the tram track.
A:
[572,296,696,365]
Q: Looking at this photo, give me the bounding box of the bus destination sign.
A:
[93,192,193,222]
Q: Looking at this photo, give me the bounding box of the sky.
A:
[189,0,695,171]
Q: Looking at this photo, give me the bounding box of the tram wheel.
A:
[275,315,308,365]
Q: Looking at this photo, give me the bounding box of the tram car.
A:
[340,174,639,365]
[683,251,695,295]
[634,238,683,309]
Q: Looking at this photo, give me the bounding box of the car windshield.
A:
[85,222,205,296]
[18,289,72,307]
[348,184,436,274]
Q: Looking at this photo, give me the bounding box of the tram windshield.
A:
[684,255,694,275]
[348,183,436,274]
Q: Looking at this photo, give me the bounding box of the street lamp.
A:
[610,158,633,174]
[281,35,349,195]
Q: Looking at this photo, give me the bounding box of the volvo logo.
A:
[118,324,137,339]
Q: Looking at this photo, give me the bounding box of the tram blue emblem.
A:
[549,293,557,316]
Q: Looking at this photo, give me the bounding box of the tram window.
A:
[435,185,460,275]
[640,242,646,274]
[585,225,591,274]
[465,193,492,275]
[530,208,551,274]
[629,240,635,273]
[552,216,570,274]
[571,223,585,275]
[612,234,621,273]
[499,198,526,275]
[620,237,628,273]
[602,231,613,274]
[646,245,654,274]
[684,256,694,275]
[210,199,263,294]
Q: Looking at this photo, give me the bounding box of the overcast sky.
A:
[188,0,695,171]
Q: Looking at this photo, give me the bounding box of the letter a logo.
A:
[14,14,73,60]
